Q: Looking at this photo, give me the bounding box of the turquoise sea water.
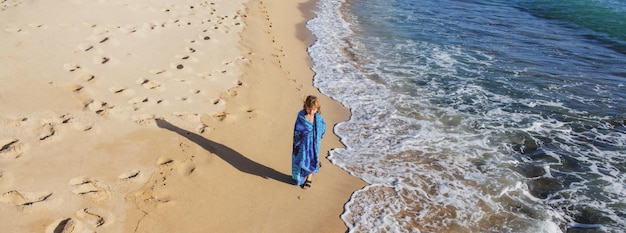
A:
[307,0,626,232]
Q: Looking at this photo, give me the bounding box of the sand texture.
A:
[1,0,365,232]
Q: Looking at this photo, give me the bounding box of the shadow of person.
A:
[155,119,293,185]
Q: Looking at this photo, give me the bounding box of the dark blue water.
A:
[308,0,626,232]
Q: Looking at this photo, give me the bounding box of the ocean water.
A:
[307,0,626,232]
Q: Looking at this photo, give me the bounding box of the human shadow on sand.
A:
[155,119,293,185]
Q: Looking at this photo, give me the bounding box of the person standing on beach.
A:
[292,95,326,189]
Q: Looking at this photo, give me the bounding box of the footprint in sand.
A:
[92,27,109,36]
[199,34,211,41]
[77,73,96,83]
[197,72,213,80]
[173,112,199,122]
[175,54,198,63]
[27,23,48,29]
[0,138,27,158]
[211,98,222,105]
[0,190,52,206]
[4,27,24,33]
[131,114,156,125]
[77,43,94,52]
[123,157,178,206]
[46,211,110,233]
[128,96,149,106]
[118,170,141,180]
[172,63,192,72]
[245,108,258,119]
[149,69,169,75]
[185,46,197,53]
[174,96,190,102]
[30,113,70,141]
[97,36,109,44]
[136,78,163,90]
[119,25,138,34]
[92,56,110,64]
[69,176,110,201]
[173,78,190,84]
[225,85,239,98]
[195,123,212,134]
[46,217,79,233]
[76,207,112,228]
[63,63,81,72]
[37,123,55,141]
[66,84,84,93]
[179,162,197,176]
[211,112,229,122]
[72,122,94,132]
[108,86,135,96]
[86,100,113,115]
[156,156,174,166]
[82,22,97,28]
[67,84,95,111]
[1,0,28,11]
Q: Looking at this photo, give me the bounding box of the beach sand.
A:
[0,0,365,232]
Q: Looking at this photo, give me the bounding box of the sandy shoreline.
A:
[0,0,364,232]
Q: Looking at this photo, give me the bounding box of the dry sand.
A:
[0,0,365,232]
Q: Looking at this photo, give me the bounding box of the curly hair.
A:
[303,95,322,114]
